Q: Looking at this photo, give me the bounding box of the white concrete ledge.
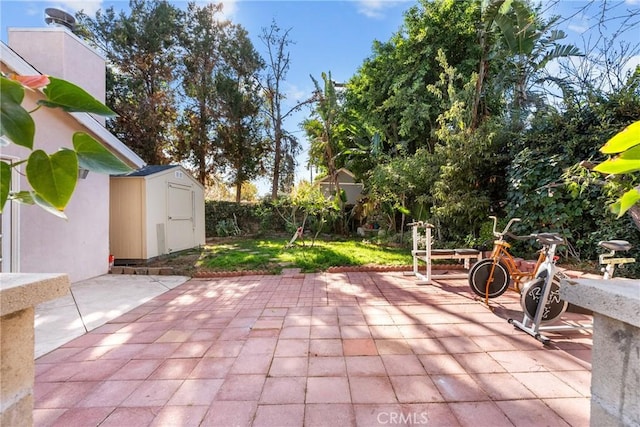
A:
[1,273,70,316]
[561,278,640,327]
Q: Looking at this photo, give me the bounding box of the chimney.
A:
[8,8,107,124]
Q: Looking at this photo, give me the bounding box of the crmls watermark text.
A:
[377,411,429,425]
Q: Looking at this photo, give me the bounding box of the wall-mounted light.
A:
[78,167,89,179]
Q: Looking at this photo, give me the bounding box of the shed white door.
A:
[166,182,195,253]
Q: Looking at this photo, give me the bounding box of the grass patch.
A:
[152,237,413,275]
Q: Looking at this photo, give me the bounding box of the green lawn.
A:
[183,237,413,274]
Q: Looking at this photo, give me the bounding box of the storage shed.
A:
[316,168,364,205]
[110,165,205,262]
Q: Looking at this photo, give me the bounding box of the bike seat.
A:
[599,240,632,252]
[535,233,564,246]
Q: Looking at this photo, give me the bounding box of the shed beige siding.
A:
[109,177,146,259]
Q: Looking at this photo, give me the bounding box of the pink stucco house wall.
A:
[1,27,146,282]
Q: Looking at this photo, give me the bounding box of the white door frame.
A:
[1,155,20,273]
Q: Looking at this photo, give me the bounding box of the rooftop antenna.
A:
[44,8,76,31]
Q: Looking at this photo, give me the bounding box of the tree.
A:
[216,24,266,203]
[305,72,343,200]
[258,21,313,199]
[76,0,182,165]
[176,2,228,185]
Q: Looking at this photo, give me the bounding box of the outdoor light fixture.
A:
[78,167,89,179]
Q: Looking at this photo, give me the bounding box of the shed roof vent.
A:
[44,8,76,31]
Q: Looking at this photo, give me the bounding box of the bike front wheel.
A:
[468,259,511,298]
[520,276,567,324]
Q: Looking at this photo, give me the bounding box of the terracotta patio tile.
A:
[390,375,444,403]
[148,358,198,379]
[185,328,222,342]
[218,327,251,340]
[431,374,491,402]
[99,407,159,427]
[46,407,113,427]
[274,339,309,357]
[204,340,244,358]
[229,353,273,375]
[470,373,537,400]
[453,352,507,374]
[402,403,460,427]
[308,356,347,376]
[171,341,212,358]
[150,405,208,427]
[397,325,433,339]
[339,315,368,325]
[345,356,387,376]
[167,378,224,405]
[542,397,590,426]
[511,372,584,398]
[381,354,425,375]
[306,377,351,403]
[309,339,343,356]
[269,357,308,377]
[35,381,100,409]
[406,338,447,355]
[240,337,278,355]
[200,401,257,427]
[341,325,372,339]
[216,374,266,401]
[76,380,141,407]
[353,403,405,427]
[136,343,182,360]
[260,377,306,403]
[376,339,412,355]
[279,326,310,339]
[252,404,305,427]
[156,329,194,343]
[488,350,548,373]
[495,399,572,426]
[66,345,114,362]
[310,325,341,339]
[35,347,84,365]
[550,370,591,397]
[469,334,518,352]
[121,379,183,407]
[99,343,147,360]
[369,325,404,339]
[66,360,126,381]
[283,316,312,327]
[109,359,164,380]
[448,402,513,427]
[305,403,356,427]
[349,376,397,404]
[343,339,378,356]
[437,336,484,354]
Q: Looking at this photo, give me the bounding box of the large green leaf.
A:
[611,187,640,218]
[72,132,133,174]
[32,193,68,219]
[39,77,116,116]
[26,149,78,210]
[0,76,35,149]
[0,161,10,213]
[600,121,640,154]
[594,145,640,174]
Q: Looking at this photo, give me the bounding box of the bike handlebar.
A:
[490,216,521,238]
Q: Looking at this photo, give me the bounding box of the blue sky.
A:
[1,0,638,194]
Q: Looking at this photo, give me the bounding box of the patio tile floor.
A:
[34,271,592,426]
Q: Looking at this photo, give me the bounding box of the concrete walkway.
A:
[35,274,190,358]
[33,270,592,426]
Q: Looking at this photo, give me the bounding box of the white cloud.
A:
[356,0,406,19]
[45,0,103,16]
[625,0,640,5]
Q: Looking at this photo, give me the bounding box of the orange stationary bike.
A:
[468,217,549,303]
